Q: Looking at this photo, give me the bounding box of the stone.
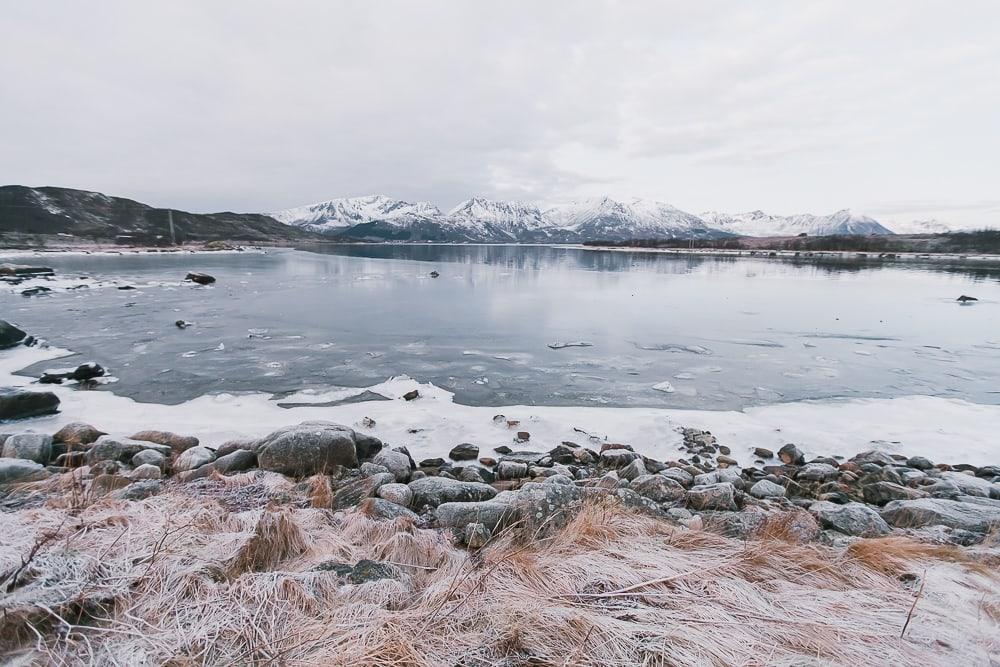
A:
[313,559,397,584]
[408,476,497,508]
[361,462,391,476]
[354,432,383,459]
[906,456,935,470]
[544,474,573,485]
[174,446,216,472]
[39,362,105,384]
[85,436,172,465]
[52,422,106,446]
[497,460,529,479]
[0,388,60,421]
[357,497,419,521]
[479,457,497,467]
[882,497,1000,533]
[255,422,364,475]
[435,501,514,531]
[214,438,255,457]
[376,482,413,507]
[213,449,257,474]
[686,483,737,511]
[753,447,774,459]
[778,444,805,466]
[373,449,412,482]
[418,458,446,468]
[749,479,786,499]
[862,481,928,505]
[130,464,162,480]
[129,430,199,454]
[938,471,1000,499]
[0,320,27,348]
[91,474,132,496]
[619,458,647,482]
[630,474,685,503]
[515,431,530,442]
[463,522,491,549]
[54,451,85,467]
[403,389,420,401]
[330,473,395,510]
[132,449,168,469]
[808,501,890,537]
[1,433,53,463]
[661,467,694,487]
[0,458,47,484]
[185,272,216,285]
[850,450,895,466]
[797,463,839,482]
[458,466,492,484]
[600,448,640,468]
[448,443,479,460]
[114,479,162,501]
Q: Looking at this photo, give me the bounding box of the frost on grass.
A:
[1,477,998,665]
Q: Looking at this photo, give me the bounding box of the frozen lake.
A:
[2,244,998,410]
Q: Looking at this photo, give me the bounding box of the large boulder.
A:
[53,422,106,446]
[376,482,413,507]
[408,476,497,508]
[0,389,60,421]
[862,481,928,506]
[796,463,839,482]
[686,483,737,511]
[373,449,412,483]
[85,436,172,465]
[630,474,685,503]
[938,471,1000,499]
[0,458,48,484]
[131,449,168,469]
[212,449,257,474]
[0,320,27,348]
[185,272,216,285]
[174,446,216,472]
[1,433,53,464]
[435,501,515,531]
[129,430,199,454]
[808,501,891,537]
[358,497,419,521]
[330,473,395,510]
[749,479,786,499]
[255,422,374,475]
[449,443,479,460]
[881,497,1000,533]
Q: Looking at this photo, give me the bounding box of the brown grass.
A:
[0,473,998,665]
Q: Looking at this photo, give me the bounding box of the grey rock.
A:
[358,497,419,521]
[600,448,640,468]
[0,458,47,484]
[408,476,497,508]
[330,473,395,510]
[91,474,131,496]
[373,449,412,483]
[255,422,364,475]
[174,446,216,472]
[449,443,479,460]
[114,479,162,501]
[353,432,383,459]
[749,479,786,498]
[129,463,163,480]
[544,474,574,485]
[938,471,1000,499]
[850,450,896,466]
[619,458,647,482]
[435,501,515,531]
[2,433,52,463]
[882,497,1000,533]
[687,482,737,511]
[313,559,397,584]
[463,522,491,549]
[376,482,413,507]
[906,456,935,470]
[630,474,685,503]
[0,388,60,421]
[862,481,928,505]
[131,449,167,469]
[497,460,529,479]
[213,449,257,474]
[129,430,199,454]
[360,462,391,477]
[214,438,255,457]
[661,467,694,487]
[809,501,890,537]
[499,451,547,466]
[778,443,805,465]
[85,436,172,465]
[0,320,27,348]
[52,422,106,446]
[797,462,839,482]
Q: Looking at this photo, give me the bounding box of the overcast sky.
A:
[2,1,998,227]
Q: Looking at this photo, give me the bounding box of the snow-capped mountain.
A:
[270,195,442,233]
[884,219,955,235]
[546,197,720,240]
[699,209,893,237]
[447,197,554,241]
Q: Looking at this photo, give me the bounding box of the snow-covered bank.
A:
[3,345,998,466]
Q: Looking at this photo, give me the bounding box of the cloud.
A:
[1,0,998,226]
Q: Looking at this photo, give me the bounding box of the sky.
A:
[1,1,998,228]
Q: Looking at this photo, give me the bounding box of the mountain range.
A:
[271,195,894,241]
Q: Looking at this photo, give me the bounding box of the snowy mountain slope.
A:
[699,209,893,237]
[883,219,955,234]
[544,197,721,240]
[448,197,554,241]
[270,195,442,233]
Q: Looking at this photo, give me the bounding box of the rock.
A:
[499,451,547,466]
[662,468,694,487]
[0,388,60,421]
[418,458,446,468]
[850,450,895,467]
[619,458,647,482]
[449,443,479,460]
[862,481,928,505]
[54,451,85,467]
[353,432,383,459]
[373,449,412,483]
[376,482,413,507]
[130,464,163,480]
[493,445,513,455]
[132,449,168,469]
[357,497,419,521]
[749,479,786,499]
[0,320,27,348]
[85,436,172,465]
[429,271,440,278]
[185,272,216,285]
[213,449,257,474]
[716,455,738,467]
[402,389,420,401]
[20,286,52,298]
[978,465,1000,479]
[255,422,363,475]
[882,497,1000,533]
[687,483,737,511]
[175,320,191,329]
[0,264,54,277]
[173,446,216,472]
[1,433,53,463]
[463,522,491,549]
[497,460,529,479]
[313,559,398,584]
[753,447,774,459]
[0,458,47,484]
[114,479,162,501]
[544,474,574,485]
[52,422,106,446]
[409,476,497,508]
[458,466,493,484]
[435,501,514,531]
[938,471,1000,499]
[40,363,106,384]
[778,444,805,466]
[600,448,640,468]
[808,501,891,537]
[129,430,199,454]
[330,473,395,510]
[631,474,685,503]
[906,456,935,470]
[956,295,978,302]
[91,474,131,496]
[797,463,839,482]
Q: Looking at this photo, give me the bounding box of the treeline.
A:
[583,230,1000,254]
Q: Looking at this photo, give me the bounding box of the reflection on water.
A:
[1,245,998,409]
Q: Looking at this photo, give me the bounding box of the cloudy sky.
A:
[2,1,998,227]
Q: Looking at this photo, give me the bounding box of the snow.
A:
[3,346,999,467]
[699,209,894,237]
[270,195,443,232]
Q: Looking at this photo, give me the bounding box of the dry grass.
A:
[0,473,998,666]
